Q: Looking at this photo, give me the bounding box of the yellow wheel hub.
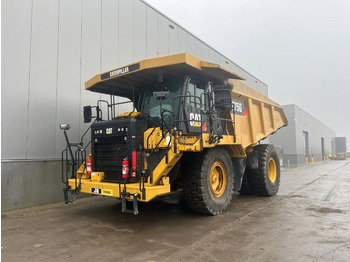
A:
[268,157,277,183]
[209,161,227,197]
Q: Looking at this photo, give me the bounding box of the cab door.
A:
[181,78,209,134]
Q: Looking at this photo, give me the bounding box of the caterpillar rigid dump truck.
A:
[60,53,287,215]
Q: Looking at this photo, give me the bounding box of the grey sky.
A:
[145,0,350,143]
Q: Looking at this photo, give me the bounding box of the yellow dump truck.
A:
[60,53,287,215]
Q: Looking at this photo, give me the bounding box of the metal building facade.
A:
[269,105,336,165]
[2,0,268,211]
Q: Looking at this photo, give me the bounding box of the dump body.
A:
[229,79,287,150]
[63,53,287,214]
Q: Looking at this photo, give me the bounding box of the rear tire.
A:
[249,144,280,196]
[181,148,234,215]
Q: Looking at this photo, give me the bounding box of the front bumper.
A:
[68,178,170,202]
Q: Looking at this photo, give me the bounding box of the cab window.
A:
[142,79,182,123]
[186,80,205,109]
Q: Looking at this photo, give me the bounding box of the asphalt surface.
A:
[2,159,350,262]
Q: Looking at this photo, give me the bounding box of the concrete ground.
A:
[2,159,350,262]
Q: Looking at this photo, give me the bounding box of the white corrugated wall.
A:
[1,0,268,161]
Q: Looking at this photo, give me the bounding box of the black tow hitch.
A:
[121,191,139,215]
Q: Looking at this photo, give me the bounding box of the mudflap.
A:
[232,158,246,191]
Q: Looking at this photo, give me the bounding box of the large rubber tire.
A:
[249,144,280,196]
[181,148,234,215]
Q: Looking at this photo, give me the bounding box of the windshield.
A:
[142,79,183,126]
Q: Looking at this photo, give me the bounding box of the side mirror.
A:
[83,106,92,123]
[212,85,233,111]
[153,91,169,101]
[59,124,71,130]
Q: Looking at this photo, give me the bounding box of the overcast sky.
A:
[145,0,350,143]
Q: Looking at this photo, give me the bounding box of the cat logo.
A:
[190,113,201,127]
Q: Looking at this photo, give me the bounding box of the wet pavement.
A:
[2,159,350,262]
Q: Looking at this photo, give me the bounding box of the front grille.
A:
[93,136,128,182]
[90,118,147,183]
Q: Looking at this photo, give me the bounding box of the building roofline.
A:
[283,104,336,134]
[140,0,268,86]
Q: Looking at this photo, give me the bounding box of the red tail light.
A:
[131,151,137,178]
[122,158,129,179]
[86,157,93,177]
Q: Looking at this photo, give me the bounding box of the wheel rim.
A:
[209,161,227,197]
[268,157,277,183]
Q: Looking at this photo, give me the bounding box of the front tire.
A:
[182,148,234,215]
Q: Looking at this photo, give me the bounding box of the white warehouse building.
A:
[1,0,268,211]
